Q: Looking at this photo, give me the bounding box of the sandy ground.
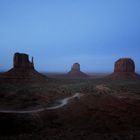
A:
[0,78,140,140]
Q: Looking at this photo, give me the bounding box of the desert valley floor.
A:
[0,74,140,140]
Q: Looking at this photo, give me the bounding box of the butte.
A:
[67,63,88,77]
[108,58,140,80]
[0,52,47,82]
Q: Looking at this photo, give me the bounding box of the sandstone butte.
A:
[68,63,88,77]
[109,58,140,80]
[0,52,47,82]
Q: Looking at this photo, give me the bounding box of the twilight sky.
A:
[0,0,140,72]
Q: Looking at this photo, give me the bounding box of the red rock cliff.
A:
[114,58,135,73]
[108,58,140,80]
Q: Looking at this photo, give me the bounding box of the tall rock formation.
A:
[14,53,34,69]
[114,58,135,73]
[0,53,47,82]
[109,58,140,80]
[68,63,88,77]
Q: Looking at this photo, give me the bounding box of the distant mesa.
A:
[0,52,47,82]
[68,63,88,77]
[109,58,140,80]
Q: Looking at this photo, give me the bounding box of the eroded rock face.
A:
[109,58,140,80]
[68,63,88,77]
[72,63,80,71]
[114,58,135,73]
[14,53,34,69]
[0,52,47,82]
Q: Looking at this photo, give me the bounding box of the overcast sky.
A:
[0,0,140,72]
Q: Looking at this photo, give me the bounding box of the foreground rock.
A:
[68,63,88,77]
[0,52,47,82]
[109,58,140,80]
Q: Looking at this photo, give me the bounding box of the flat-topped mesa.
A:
[108,58,140,80]
[14,53,34,69]
[114,58,135,73]
[68,63,88,77]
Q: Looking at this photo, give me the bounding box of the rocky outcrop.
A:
[72,63,80,71]
[0,53,47,82]
[114,58,135,73]
[68,63,88,77]
[109,58,140,80]
[14,53,34,69]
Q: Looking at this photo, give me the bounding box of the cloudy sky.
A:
[0,0,140,72]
